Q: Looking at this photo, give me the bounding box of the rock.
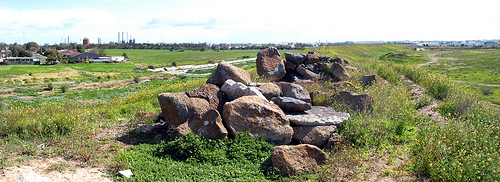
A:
[223,96,293,144]
[306,53,320,64]
[309,90,331,106]
[271,144,328,176]
[284,61,297,74]
[158,92,210,127]
[285,52,307,64]
[271,97,312,112]
[359,74,377,86]
[332,91,374,112]
[343,59,350,65]
[328,81,357,91]
[286,106,350,126]
[306,64,320,74]
[296,65,319,82]
[313,62,331,72]
[221,79,267,101]
[344,66,358,72]
[187,110,228,139]
[256,47,286,81]
[166,121,192,139]
[324,133,347,149]
[207,61,252,87]
[118,169,133,178]
[292,80,315,88]
[248,82,267,87]
[186,84,226,112]
[18,171,53,182]
[332,57,342,63]
[257,83,282,100]
[285,73,303,83]
[328,62,350,81]
[293,125,336,147]
[276,82,311,103]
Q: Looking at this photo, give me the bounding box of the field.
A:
[0,45,499,181]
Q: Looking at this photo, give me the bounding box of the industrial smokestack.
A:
[122,32,124,43]
[118,32,120,43]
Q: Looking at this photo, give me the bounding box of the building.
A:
[83,38,90,45]
[3,57,40,65]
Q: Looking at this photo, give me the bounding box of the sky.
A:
[1,0,499,44]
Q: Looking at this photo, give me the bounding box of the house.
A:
[4,57,40,65]
[59,49,80,59]
[72,52,103,60]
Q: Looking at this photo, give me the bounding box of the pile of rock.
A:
[141,46,377,176]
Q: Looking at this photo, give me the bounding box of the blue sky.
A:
[1,0,499,45]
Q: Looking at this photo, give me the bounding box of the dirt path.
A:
[452,80,500,87]
[417,52,458,68]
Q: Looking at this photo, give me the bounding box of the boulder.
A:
[187,109,227,139]
[257,82,282,100]
[248,82,267,87]
[292,125,336,147]
[306,53,320,64]
[166,121,192,139]
[276,82,311,103]
[256,47,286,81]
[158,92,210,127]
[344,66,358,72]
[313,62,331,72]
[186,84,226,112]
[284,61,297,74]
[285,52,307,64]
[286,106,350,126]
[328,81,357,91]
[223,96,293,144]
[271,97,312,112]
[309,90,331,106]
[323,133,347,149]
[359,74,377,86]
[207,61,251,87]
[306,64,320,74]
[271,144,328,176]
[296,65,319,82]
[221,79,267,101]
[328,62,350,81]
[332,91,374,112]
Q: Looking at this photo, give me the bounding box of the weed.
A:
[47,83,54,91]
[60,84,70,93]
[133,76,140,83]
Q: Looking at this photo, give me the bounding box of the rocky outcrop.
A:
[158,93,210,127]
[187,109,227,139]
[186,84,226,112]
[257,83,282,100]
[276,82,311,103]
[207,61,252,87]
[332,90,373,112]
[359,74,377,86]
[223,96,293,144]
[292,125,336,147]
[286,106,350,126]
[271,97,312,112]
[328,62,350,81]
[271,144,328,176]
[256,47,286,81]
[221,79,267,101]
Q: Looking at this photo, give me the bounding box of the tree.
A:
[98,45,106,56]
[76,45,84,53]
[18,50,32,57]
[44,50,62,61]
[24,42,40,52]
[9,45,32,57]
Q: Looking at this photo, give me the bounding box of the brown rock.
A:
[185,84,226,112]
[207,61,252,87]
[158,92,210,127]
[223,96,293,144]
[257,83,282,100]
[324,133,347,149]
[328,62,350,81]
[292,125,336,147]
[292,80,315,88]
[284,61,297,74]
[332,90,373,112]
[296,65,319,82]
[187,110,227,139]
[306,53,320,64]
[271,144,328,176]
[256,47,286,81]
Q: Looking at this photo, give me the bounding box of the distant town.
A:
[1,38,499,65]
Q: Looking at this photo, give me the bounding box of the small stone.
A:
[118,169,133,178]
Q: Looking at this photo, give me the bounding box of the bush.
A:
[47,83,54,91]
[59,84,69,93]
[133,76,141,83]
[171,62,177,67]
[482,89,494,95]
[147,65,155,69]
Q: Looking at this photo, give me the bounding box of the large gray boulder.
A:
[276,82,311,103]
[271,144,328,176]
[207,61,252,87]
[271,97,311,112]
[285,52,307,64]
[223,96,293,144]
[221,79,267,101]
[285,106,350,126]
[292,125,336,147]
[256,47,286,81]
[158,92,210,127]
[332,91,374,112]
